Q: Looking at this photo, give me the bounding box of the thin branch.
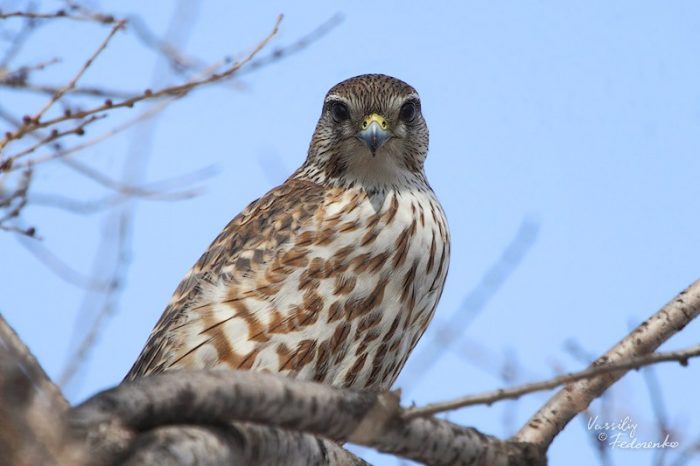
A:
[0,15,283,158]
[1,12,339,173]
[0,168,32,235]
[0,169,30,218]
[0,9,116,23]
[0,223,36,235]
[127,14,205,74]
[514,279,700,447]
[239,13,343,76]
[32,20,125,125]
[0,57,62,85]
[404,344,700,419]
[8,100,171,171]
[2,114,104,167]
[2,81,137,100]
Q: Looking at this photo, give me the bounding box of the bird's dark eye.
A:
[330,101,350,122]
[399,101,417,122]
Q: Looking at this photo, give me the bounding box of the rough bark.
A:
[0,314,81,466]
[70,370,542,466]
[118,424,369,466]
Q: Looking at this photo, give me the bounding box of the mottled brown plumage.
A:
[125,74,450,390]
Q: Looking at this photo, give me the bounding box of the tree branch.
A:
[31,21,126,125]
[0,314,78,465]
[118,424,369,466]
[514,279,700,447]
[0,9,116,23]
[404,344,700,418]
[69,370,544,466]
[0,15,283,161]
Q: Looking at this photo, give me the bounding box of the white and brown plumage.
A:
[125,74,450,390]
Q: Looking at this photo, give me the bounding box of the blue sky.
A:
[2,2,699,465]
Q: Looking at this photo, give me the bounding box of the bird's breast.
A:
[173,185,450,390]
[268,185,451,388]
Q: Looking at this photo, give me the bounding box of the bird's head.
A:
[302,74,429,189]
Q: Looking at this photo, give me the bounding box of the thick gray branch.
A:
[70,370,544,466]
[119,424,369,466]
[0,314,80,465]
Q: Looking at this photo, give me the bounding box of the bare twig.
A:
[404,344,700,419]
[0,57,61,84]
[127,14,205,74]
[2,13,342,175]
[31,20,125,126]
[0,9,116,23]
[8,100,171,171]
[0,15,283,159]
[2,114,105,166]
[2,81,136,100]
[240,13,344,75]
[0,168,33,235]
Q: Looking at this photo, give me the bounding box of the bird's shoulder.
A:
[123,178,326,380]
[194,178,326,274]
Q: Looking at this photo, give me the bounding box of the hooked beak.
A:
[356,113,392,154]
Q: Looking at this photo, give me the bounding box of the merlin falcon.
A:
[125,74,450,390]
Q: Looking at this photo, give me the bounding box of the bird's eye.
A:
[330,101,350,122]
[399,101,417,122]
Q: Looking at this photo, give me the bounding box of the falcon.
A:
[125,74,450,390]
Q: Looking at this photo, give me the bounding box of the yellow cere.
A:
[361,113,389,130]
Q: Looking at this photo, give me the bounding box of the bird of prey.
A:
[125,74,450,390]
